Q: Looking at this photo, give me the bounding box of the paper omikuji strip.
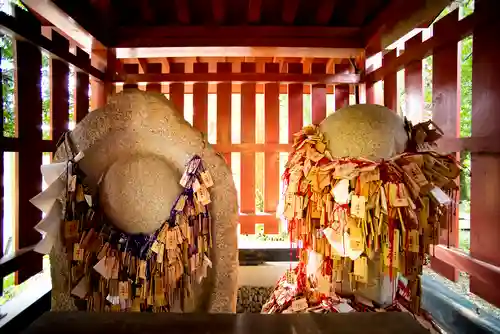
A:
[262,121,460,320]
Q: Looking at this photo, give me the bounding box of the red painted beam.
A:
[175,0,190,24]
[115,72,360,85]
[365,11,476,84]
[363,0,453,57]
[282,0,300,24]
[212,0,226,24]
[316,0,336,25]
[432,245,500,286]
[247,0,262,23]
[113,26,363,49]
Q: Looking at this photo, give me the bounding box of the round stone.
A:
[99,153,182,234]
[319,104,408,161]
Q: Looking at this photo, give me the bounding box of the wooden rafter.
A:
[160,58,170,73]
[137,58,149,73]
[175,0,190,24]
[23,0,105,51]
[316,0,337,25]
[212,0,226,24]
[139,0,155,24]
[363,0,453,56]
[247,0,262,23]
[282,0,300,25]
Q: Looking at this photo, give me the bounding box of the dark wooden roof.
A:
[39,0,446,51]
[54,0,389,28]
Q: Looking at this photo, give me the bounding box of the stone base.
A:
[236,286,273,313]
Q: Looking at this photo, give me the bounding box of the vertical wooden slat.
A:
[264,63,280,234]
[193,63,209,133]
[431,10,460,282]
[240,62,256,234]
[288,63,303,143]
[405,33,424,123]
[383,49,397,111]
[15,38,43,283]
[216,63,232,165]
[75,47,90,122]
[123,64,139,89]
[311,63,326,124]
[334,63,350,110]
[90,79,106,110]
[366,81,375,104]
[469,0,500,307]
[50,31,70,143]
[169,63,185,113]
[145,63,162,92]
[105,48,117,97]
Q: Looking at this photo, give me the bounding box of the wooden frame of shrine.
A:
[0,0,499,324]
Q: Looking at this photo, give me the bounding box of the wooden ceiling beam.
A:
[212,0,226,24]
[247,0,262,23]
[139,0,155,24]
[282,0,300,25]
[23,0,108,51]
[116,46,361,60]
[113,26,362,49]
[316,0,337,25]
[113,72,361,85]
[363,0,453,57]
[175,0,190,24]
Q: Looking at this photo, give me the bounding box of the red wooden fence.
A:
[114,60,356,236]
[365,1,500,308]
[0,5,102,287]
[1,0,500,313]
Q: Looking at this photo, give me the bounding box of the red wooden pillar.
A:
[216,63,232,165]
[383,49,397,112]
[469,0,500,307]
[193,63,209,134]
[311,63,326,124]
[15,36,43,283]
[431,11,460,282]
[145,63,162,93]
[240,63,256,234]
[334,63,350,110]
[169,63,185,114]
[50,31,70,143]
[75,47,90,122]
[405,33,424,124]
[287,63,303,142]
[264,63,280,234]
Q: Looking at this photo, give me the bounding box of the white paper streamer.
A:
[29,178,65,214]
[34,200,62,235]
[41,161,68,187]
[31,149,86,254]
[34,233,57,255]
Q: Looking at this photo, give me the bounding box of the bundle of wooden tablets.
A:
[264,121,460,316]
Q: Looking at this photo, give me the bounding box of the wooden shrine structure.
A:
[0,0,499,324]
